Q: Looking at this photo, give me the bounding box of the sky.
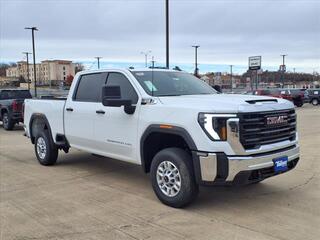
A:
[0,0,319,74]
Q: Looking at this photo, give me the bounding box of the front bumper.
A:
[195,144,299,185]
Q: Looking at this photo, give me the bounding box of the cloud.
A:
[1,0,319,73]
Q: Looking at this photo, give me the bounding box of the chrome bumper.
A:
[199,144,299,183]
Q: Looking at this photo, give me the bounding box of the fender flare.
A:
[29,113,53,144]
[140,124,198,173]
[0,107,9,117]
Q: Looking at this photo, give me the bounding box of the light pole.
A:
[95,57,102,69]
[165,0,169,69]
[280,54,287,88]
[141,51,151,67]
[22,52,32,91]
[25,27,38,97]
[230,65,233,91]
[151,56,156,68]
[192,45,200,77]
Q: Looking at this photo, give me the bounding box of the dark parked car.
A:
[307,89,320,106]
[0,89,32,130]
[254,88,305,107]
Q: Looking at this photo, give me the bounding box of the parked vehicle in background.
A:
[307,89,320,106]
[24,68,299,207]
[0,89,32,130]
[254,89,305,107]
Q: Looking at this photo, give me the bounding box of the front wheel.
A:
[150,148,199,208]
[35,131,58,166]
[311,98,319,106]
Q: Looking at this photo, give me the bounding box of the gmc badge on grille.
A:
[266,115,288,126]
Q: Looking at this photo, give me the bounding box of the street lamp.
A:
[165,0,169,69]
[22,52,32,90]
[95,57,102,69]
[230,65,233,91]
[25,27,38,97]
[192,45,200,77]
[280,54,287,88]
[141,51,152,67]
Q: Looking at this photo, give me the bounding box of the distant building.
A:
[201,72,242,89]
[6,60,75,86]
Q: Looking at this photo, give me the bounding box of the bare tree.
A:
[0,62,17,76]
[74,62,85,74]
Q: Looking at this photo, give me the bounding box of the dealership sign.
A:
[248,56,261,70]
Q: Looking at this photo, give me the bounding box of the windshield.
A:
[132,71,217,96]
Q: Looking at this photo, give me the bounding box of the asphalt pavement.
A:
[0,105,319,240]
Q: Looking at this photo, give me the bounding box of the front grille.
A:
[239,109,296,149]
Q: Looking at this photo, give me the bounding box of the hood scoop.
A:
[246,99,278,104]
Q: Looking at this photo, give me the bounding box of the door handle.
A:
[96,110,105,114]
[66,108,73,112]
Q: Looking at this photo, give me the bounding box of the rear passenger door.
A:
[64,73,107,151]
[93,72,140,163]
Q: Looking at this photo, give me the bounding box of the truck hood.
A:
[157,94,294,113]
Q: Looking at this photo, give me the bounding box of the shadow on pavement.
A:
[52,150,290,209]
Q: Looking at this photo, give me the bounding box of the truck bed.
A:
[24,99,66,141]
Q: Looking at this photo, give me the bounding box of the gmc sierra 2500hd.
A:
[24,68,300,207]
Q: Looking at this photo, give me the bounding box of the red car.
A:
[254,89,304,107]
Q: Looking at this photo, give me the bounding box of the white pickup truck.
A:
[24,68,300,207]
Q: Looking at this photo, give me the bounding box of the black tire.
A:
[294,100,303,107]
[311,98,319,106]
[34,130,58,166]
[150,148,199,208]
[2,112,14,130]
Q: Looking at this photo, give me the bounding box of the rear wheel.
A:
[34,131,58,166]
[150,148,199,208]
[311,98,319,106]
[2,112,14,130]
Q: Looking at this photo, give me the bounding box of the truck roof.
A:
[77,67,181,75]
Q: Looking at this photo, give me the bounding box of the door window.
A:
[106,73,138,104]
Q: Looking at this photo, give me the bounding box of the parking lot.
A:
[0,105,319,240]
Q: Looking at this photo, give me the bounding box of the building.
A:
[6,60,75,86]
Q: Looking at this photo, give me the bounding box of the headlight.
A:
[198,113,236,141]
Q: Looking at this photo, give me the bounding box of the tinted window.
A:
[0,90,32,100]
[75,73,106,102]
[261,90,270,95]
[106,73,138,104]
[270,89,280,95]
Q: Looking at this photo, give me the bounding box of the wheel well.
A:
[30,116,50,144]
[1,108,7,117]
[142,132,192,173]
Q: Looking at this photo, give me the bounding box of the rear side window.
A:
[74,73,106,102]
[0,90,32,99]
[106,73,138,104]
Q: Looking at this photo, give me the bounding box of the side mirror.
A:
[102,85,136,114]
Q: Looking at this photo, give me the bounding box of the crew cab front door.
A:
[93,72,140,163]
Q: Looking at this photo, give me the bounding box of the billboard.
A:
[248,56,261,70]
